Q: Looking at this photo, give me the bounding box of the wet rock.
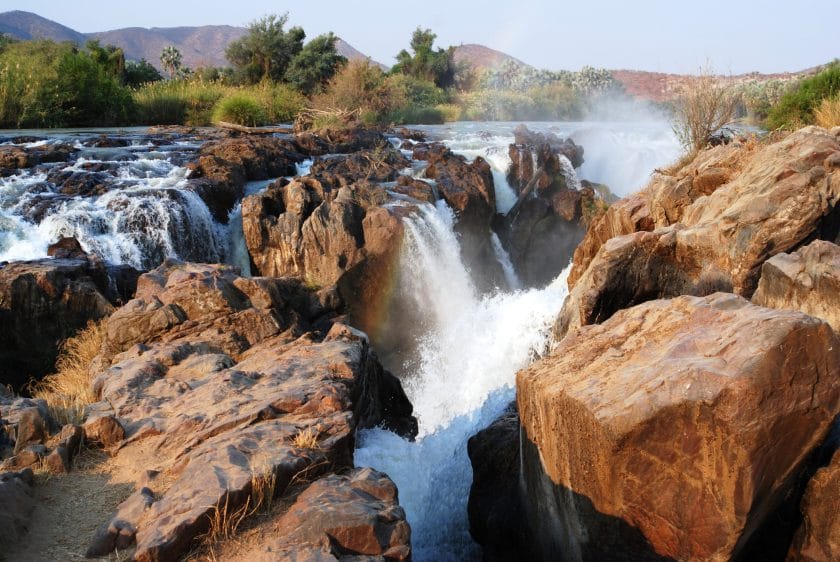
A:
[48,237,88,259]
[518,293,840,561]
[787,448,840,561]
[0,142,74,174]
[295,127,387,156]
[85,262,415,561]
[83,135,130,148]
[390,127,426,142]
[244,468,411,561]
[752,239,840,333]
[0,258,120,387]
[467,403,530,561]
[242,177,405,337]
[0,468,35,546]
[390,175,436,203]
[46,167,115,197]
[558,127,840,339]
[507,127,584,196]
[309,148,410,183]
[512,124,584,169]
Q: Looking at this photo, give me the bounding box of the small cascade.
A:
[558,153,582,191]
[355,201,570,561]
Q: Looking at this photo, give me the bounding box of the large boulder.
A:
[557,127,840,339]
[309,147,410,183]
[241,177,410,338]
[294,126,387,156]
[242,468,411,561]
[186,136,306,222]
[85,262,415,561]
[787,448,840,561]
[0,258,137,388]
[0,468,35,547]
[507,124,584,194]
[752,239,840,333]
[0,142,75,175]
[517,293,840,561]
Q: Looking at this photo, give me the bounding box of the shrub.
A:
[313,59,407,124]
[212,93,267,126]
[766,62,840,130]
[814,95,840,128]
[670,70,740,152]
[254,82,306,123]
[387,105,445,125]
[132,80,228,125]
[32,320,106,425]
[436,103,462,122]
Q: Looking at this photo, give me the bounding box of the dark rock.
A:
[48,237,88,259]
[44,445,70,473]
[87,487,155,557]
[309,148,410,183]
[13,408,47,454]
[0,468,35,546]
[295,127,387,156]
[787,448,840,561]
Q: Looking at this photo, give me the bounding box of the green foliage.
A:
[481,60,621,97]
[284,33,346,94]
[457,83,584,121]
[734,78,795,123]
[85,39,125,79]
[0,34,15,54]
[766,62,840,130]
[160,45,183,79]
[226,13,305,84]
[133,80,227,125]
[392,27,455,88]
[386,105,446,124]
[0,40,134,128]
[212,93,267,126]
[124,59,163,87]
[254,82,306,122]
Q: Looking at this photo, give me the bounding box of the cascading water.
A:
[354,201,570,561]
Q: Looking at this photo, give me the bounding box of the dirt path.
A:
[2,450,134,562]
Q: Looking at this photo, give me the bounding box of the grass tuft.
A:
[291,426,320,449]
[814,95,840,128]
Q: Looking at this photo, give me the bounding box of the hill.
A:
[452,43,529,73]
[0,10,383,70]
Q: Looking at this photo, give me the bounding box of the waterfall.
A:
[558,154,582,191]
[354,201,570,561]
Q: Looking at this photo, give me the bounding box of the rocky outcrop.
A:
[557,126,840,339]
[241,176,416,338]
[308,147,410,183]
[0,258,138,388]
[83,261,415,561]
[241,468,411,561]
[507,124,584,194]
[0,468,35,546]
[294,126,387,156]
[0,142,75,175]
[752,239,840,333]
[186,136,306,222]
[517,293,840,561]
[787,448,840,561]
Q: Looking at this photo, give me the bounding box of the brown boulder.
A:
[0,258,120,388]
[47,236,88,259]
[242,177,405,337]
[0,142,74,174]
[295,127,387,156]
[244,468,411,561]
[752,239,840,333]
[309,148,410,183]
[0,468,35,546]
[787,448,840,561]
[86,262,415,561]
[518,293,840,561]
[558,127,840,339]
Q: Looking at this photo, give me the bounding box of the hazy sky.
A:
[7,0,837,74]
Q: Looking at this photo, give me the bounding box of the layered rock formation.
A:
[0,257,138,388]
[78,261,415,561]
[557,126,840,339]
[516,293,840,561]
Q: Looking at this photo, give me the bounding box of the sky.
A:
[5,0,837,74]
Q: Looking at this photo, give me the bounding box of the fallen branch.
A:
[215,121,293,135]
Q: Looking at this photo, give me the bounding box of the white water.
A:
[355,201,570,561]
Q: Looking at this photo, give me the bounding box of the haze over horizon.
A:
[4,0,836,74]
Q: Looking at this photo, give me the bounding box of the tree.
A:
[671,67,740,153]
[284,33,347,94]
[85,39,125,79]
[225,13,305,83]
[160,45,183,79]
[124,59,163,87]
[392,27,455,89]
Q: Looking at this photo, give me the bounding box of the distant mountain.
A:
[0,10,384,70]
[453,43,530,73]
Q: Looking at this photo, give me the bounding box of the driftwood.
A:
[215,121,293,135]
[505,166,545,219]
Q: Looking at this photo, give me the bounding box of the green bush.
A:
[255,82,306,123]
[766,62,840,130]
[212,93,267,126]
[387,105,445,125]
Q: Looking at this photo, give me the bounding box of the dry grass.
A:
[815,96,840,128]
[291,426,320,449]
[31,319,107,425]
[671,66,741,153]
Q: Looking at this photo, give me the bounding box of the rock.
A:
[0,258,121,387]
[1,445,45,470]
[512,124,584,169]
[467,402,530,561]
[46,167,114,197]
[752,240,840,333]
[44,445,70,473]
[47,237,88,259]
[57,424,84,461]
[87,487,155,557]
[507,126,584,196]
[309,148,410,183]
[244,468,411,561]
[391,175,436,203]
[517,293,840,561]
[185,136,306,222]
[242,177,405,338]
[558,127,840,339]
[787,448,840,561]
[0,142,74,173]
[295,127,387,156]
[13,408,47,454]
[84,262,416,561]
[83,415,125,448]
[0,468,35,546]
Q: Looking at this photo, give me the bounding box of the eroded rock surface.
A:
[788,448,840,562]
[84,261,415,561]
[557,126,840,339]
[518,294,840,561]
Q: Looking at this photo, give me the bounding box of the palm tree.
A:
[160,46,182,79]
